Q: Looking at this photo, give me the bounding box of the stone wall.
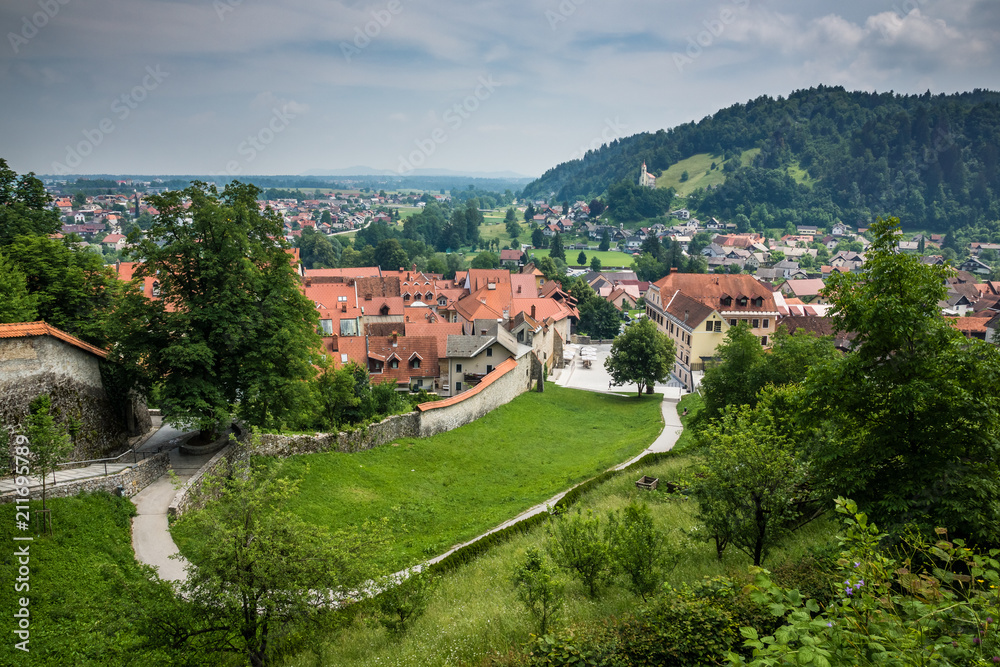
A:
[252,411,420,457]
[168,439,251,519]
[417,353,535,438]
[0,451,169,504]
[0,336,135,463]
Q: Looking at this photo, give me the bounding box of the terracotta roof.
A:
[355,276,401,299]
[952,316,992,334]
[654,273,777,313]
[405,321,464,357]
[784,278,827,298]
[417,357,518,411]
[367,335,439,381]
[0,321,107,359]
[510,274,538,298]
[304,267,381,279]
[334,335,368,368]
[467,268,511,292]
[663,291,715,327]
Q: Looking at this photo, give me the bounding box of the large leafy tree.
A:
[577,296,621,340]
[605,318,675,396]
[4,235,119,346]
[0,249,37,323]
[0,158,60,245]
[808,216,1000,542]
[692,390,806,566]
[112,181,322,434]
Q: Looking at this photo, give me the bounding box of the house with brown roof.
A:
[366,333,439,391]
[0,322,149,459]
[444,319,528,396]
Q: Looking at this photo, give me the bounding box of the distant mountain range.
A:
[302,166,534,179]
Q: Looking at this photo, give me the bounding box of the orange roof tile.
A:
[0,321,107,358]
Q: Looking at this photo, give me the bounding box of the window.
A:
[738,296,748,307]
[390,359,399,369]
[714,321,722,333]
[705,321,714,332]
[761,336,768,346]
[486,364,493,373]
[319,319,333,335]
[338,295,347,302]
[455,381,462,391]
[729,319,737,326]
[486,347,493,357]
[669,323,674,334]
[411,359,420,369]
[741,319,749,325]
[763,319,769,329]
[752,318,759,328]
[456,363,462,372]
[721,296,732,306]
[753,297,763,307]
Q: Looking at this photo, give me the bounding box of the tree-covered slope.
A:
[524,86,1000,233]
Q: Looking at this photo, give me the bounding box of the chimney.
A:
[531,305,536,319]
[391,332,398,345]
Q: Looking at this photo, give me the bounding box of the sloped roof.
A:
[417,357,519,411]
[654,273,777,312]
[0,321,107,359]
[367,335,439,380]
[663,291,715,327]
[405,321,464,357]
[355,276,401,298]
[467,268,512,292]
[784,278,827,298]
[510,274,538,298]
[304,267,381,279]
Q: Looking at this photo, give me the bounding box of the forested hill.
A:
[524,86,1000,234]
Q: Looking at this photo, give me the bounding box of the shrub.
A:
[512,547,565,636]
[547,510,614,598]
[608,501,679,601]
[374,568,437,635]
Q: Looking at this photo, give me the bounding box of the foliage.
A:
[0,248,37,323]
[731,498,1000,666]
[3,234,120,346]
[546,510,614,598]
[605,318,675,396]
[692,391,808,566]
[0,158,60,245]
[577,293,622,340]
[112,181,322,434]
[598,228,610,251]
[608,501,679,601]
[590,256,602,272]
[24,394,75,513]
[549,232,566,261]
[171,457,388,667]
[375,569,438,636]
[294,227,341,269]
[472,250,501,269]
[512,547,565,636]
[606,179,675,222]
[523,87,1000,237]
[807,216,1000,542]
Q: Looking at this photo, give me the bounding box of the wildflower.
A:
[854,562,860,568]
[827,622,833,627]
[991,657,999,663]
[845,587,853,596]
[975,637,982,645]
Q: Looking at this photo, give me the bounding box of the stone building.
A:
[0,322,149,462]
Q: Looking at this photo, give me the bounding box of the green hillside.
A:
[523,86,1000,236]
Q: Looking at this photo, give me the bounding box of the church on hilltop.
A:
[639,162,656,188]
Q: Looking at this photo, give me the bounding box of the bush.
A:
[547,510,614,598]
[608,502,679,601]
[512,547,565,636]
[374,569,437,635]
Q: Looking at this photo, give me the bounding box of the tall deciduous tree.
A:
[112,181,322,435]
[172,459,387,667]
[692,390,806,566]
[809,216,1000,541]
[0,249,37,323]
[605,318,675,396]
[0,159,60,246]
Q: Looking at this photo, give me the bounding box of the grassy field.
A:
[283,443,838,667]
[785,161,817,188]
[657,149,759,197]
[0,493,176,665]
[174,385,664,573]
[525,247,634,268]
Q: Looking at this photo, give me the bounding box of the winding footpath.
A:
[129,354,686,583]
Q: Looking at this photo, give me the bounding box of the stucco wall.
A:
[418,353,535,438]
[0,336,134,462]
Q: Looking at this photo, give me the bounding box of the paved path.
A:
[552,342,685,400]
[130,425,212,582]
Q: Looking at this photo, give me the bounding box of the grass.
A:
[0,493,177,666]
[785,161,817,188]
[173,385,664,573]
[657,149,760,197]
[524,247,633,268]
[673,392,704,452]
[284,451,839,667]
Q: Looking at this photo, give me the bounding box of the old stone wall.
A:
[0,336,134,463]
[252,411,420,457]
[0,451,169,504]
[417,354,535,438]
[168,441,251,519]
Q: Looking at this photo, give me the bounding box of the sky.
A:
[2,0,999,179]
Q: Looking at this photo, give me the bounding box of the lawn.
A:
[524,247,634,268]
[175,385,664,573]
[284,450,838,667]
[656,149,759,197]
[0,493,178,666]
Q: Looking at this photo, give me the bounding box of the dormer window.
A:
[380,305,390,316]
[411,359,420,369]
[721,296,732,307]
[390,359,399,369]
[403,293,411,302]
[738,296,748,307]
[752,297,763,307]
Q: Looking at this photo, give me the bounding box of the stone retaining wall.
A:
[0,451,170,503]
[168,439,250,519]
[253,411,420,457]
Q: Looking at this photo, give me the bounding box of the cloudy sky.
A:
[2,0,999,178]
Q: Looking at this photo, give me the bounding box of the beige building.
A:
[646,272,779,390]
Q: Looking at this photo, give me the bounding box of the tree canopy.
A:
[604,318,675,396]
[111,181,322,434]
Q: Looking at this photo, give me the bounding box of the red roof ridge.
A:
[0,321,108,358]
[416,357,519,411]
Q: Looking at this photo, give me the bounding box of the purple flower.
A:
[991,656,999,663]
[826,622,833,627]
[845,587,853,596]
[854,562,860,568]
[974,637,982,645]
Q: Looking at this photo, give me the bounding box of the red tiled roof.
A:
[404,321,464,357]
[654,273,777,312]
[0,321,107,358]
[416,357,518,411]
[367,335,439,382]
